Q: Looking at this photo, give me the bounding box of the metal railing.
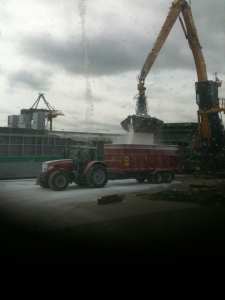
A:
[0,134,107,157]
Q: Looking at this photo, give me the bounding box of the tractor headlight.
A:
[42,163,48,173]
[42,163,54,173]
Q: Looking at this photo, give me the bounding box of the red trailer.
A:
[104,144,181,183]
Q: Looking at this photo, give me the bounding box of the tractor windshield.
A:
[67,146,97,162]
[68,148,80,159]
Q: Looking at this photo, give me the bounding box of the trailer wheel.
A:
[86,165,108,188]
[152,172,163,184]
[37,173,50,188]
[49,171,69,191]
[163,171,173,183]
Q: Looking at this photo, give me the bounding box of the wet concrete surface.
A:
[1,174,225,265]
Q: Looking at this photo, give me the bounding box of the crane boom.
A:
[180,3,207,82]
[138,0,207,96]
[139,0,184,83]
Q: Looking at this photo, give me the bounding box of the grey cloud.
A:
[20,29,198,77]
[12,1,225,83]
[9,70,52,91]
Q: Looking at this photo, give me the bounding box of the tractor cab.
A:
[67,145,97,171]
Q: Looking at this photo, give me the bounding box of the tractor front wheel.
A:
[49,171,69,191]
[37,173,50,188]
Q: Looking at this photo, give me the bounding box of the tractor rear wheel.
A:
[49,171,69,191]
[86,165,108,188]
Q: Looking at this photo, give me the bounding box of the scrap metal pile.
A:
[138,181,225,206]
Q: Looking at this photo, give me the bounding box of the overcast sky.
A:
[1,0,225,133]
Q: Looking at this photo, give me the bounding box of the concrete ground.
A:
[1,174,225,265]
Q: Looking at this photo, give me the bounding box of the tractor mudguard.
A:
[83,161,107,174]
[58,168,73,183]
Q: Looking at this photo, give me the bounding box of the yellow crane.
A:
[122,0,225,152]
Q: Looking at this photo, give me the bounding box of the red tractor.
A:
[37,145,108,191]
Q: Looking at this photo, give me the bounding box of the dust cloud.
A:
[78,0,93,131]
[112,123,154,145]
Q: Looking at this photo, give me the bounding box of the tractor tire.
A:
[49,171,69,191]
[152,172,163,184]
[37,173,50,188]
[86,165,108,188]
[163,171,173,183]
